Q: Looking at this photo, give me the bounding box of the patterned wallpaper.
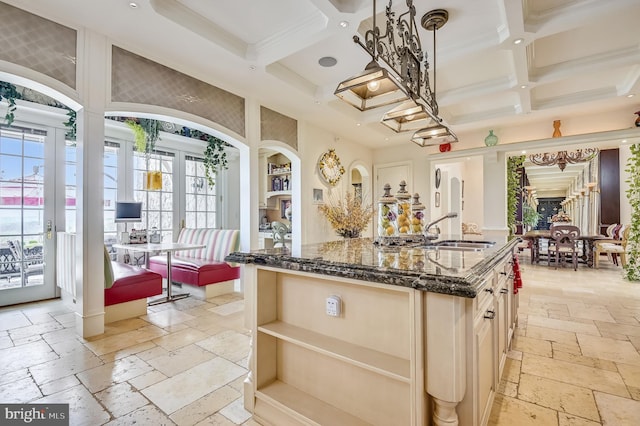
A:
[0,2,77,89]
[260,106,298,150]
[111,47,245,137]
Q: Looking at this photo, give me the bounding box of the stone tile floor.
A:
[1,258,640,425]
[489,259,640,425]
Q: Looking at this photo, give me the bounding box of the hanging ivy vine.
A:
[624,143,640,281]
[205,137,228,186]
[0,81,22,125]
[507,155,525,235]
[63,108,76,141]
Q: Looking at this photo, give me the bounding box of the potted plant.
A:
[521,202,541,232]
[125,118,162,190]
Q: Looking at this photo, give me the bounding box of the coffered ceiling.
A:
[9,0,640,149]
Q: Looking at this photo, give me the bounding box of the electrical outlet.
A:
[326,295,341,317]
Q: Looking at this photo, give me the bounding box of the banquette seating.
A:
[103,246,163,323]
[148,228,240,299]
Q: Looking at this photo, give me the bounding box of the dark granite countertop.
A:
[226,232,519,298]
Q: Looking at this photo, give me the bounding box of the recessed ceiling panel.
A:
[533,67,633,99]
[532,7,640,67]
[437,50,514,92]
[179,0,320,44]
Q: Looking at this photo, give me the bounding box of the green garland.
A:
[624,143,640,281]
[203,135,228,186]
[0,81,21,125]
[507,156,525,235]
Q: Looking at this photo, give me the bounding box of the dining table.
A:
[522,230,607,267]
[113,241,205,305]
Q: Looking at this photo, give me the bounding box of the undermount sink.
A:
[419,240,496,252]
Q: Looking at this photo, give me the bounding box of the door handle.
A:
[46,220,53,239]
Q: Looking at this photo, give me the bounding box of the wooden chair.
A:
[594,227,630,268]
[548,225,580,270]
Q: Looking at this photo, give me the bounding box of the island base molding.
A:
[432,398,460,426]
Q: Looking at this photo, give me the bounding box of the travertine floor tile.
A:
[30,348,104,385]
[0,340,58,376]
[527,315,600,336]
[169,385,241,426]
[0,310,31,331]
[526,324,578,344]
[104,404,176,426]
[147,344,215,377]
[521,353,629,397]
[196,413,237,426]
[219,398,252,424]
[128,369,168,390]
[142,357,246,414]
[595,321,640,338]
[209,300,244,316]
[0,376,42,403]
[39,375,80,396]
[503,358,521,384]
[568,304,616,322]
[96,382,150,417]
[34,384,110,426]
[617,363,640,389]
[84,326,167,356]
[489,394,558,425]
[196,330,251,362]
[594,391,640,426]
[512,335,552,357]
[577,334,640,365]
[552,349,618,372]
[558,412,602,426]
[518,373,600,421]
[152,327,209,352]
[143,309,197,328]
[77,355,153,393]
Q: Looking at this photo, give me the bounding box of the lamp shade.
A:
[411,123,458,147]
[380,100,438,133]
[334,60,408,111]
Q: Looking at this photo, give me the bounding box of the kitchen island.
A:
[227,234,520,426]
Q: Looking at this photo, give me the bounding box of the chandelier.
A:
[334,1,457,146]
[528,148,599,171]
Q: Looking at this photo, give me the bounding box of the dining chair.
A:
[594,226,629,268]
[548,225,580,270]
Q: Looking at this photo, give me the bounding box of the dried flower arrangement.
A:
[551,211,571,222]
[318,192,373,238]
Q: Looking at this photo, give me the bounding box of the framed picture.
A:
[435,191,441,208]
[281,199,291,219]
[312,188,324,204]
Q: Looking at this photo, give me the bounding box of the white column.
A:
[73,30,109,338]
[482,151,508,234]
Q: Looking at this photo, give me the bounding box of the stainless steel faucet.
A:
[424,212,458,240]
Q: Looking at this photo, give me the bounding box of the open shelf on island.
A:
[265,190,291,199]
[258,321,410,381]
[256,380,371,426]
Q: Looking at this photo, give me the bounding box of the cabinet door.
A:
[496,289,507,380]
[476,311,495,426]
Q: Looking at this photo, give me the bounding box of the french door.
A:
[0,125,66,306]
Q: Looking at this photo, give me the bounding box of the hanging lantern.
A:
[144,170,162,190]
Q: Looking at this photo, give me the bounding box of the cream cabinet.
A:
[247,268,425,426]
[458,254,515,426]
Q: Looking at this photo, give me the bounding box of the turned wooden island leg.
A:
[433,398,461,425]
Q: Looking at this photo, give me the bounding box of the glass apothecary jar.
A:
[377,183,397,237]
[395,180,411,235]
[410,193,426,234]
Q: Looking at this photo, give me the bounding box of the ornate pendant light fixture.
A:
[334,1,457,146]
[528,148,599,171]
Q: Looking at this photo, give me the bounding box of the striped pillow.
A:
[175,229,240,262]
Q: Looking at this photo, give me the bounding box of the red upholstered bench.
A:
[148,228,240,299]
[104,247,162,323]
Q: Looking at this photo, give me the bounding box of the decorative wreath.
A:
[318,148,345,186]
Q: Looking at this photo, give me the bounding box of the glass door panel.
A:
[0,126,55,305]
